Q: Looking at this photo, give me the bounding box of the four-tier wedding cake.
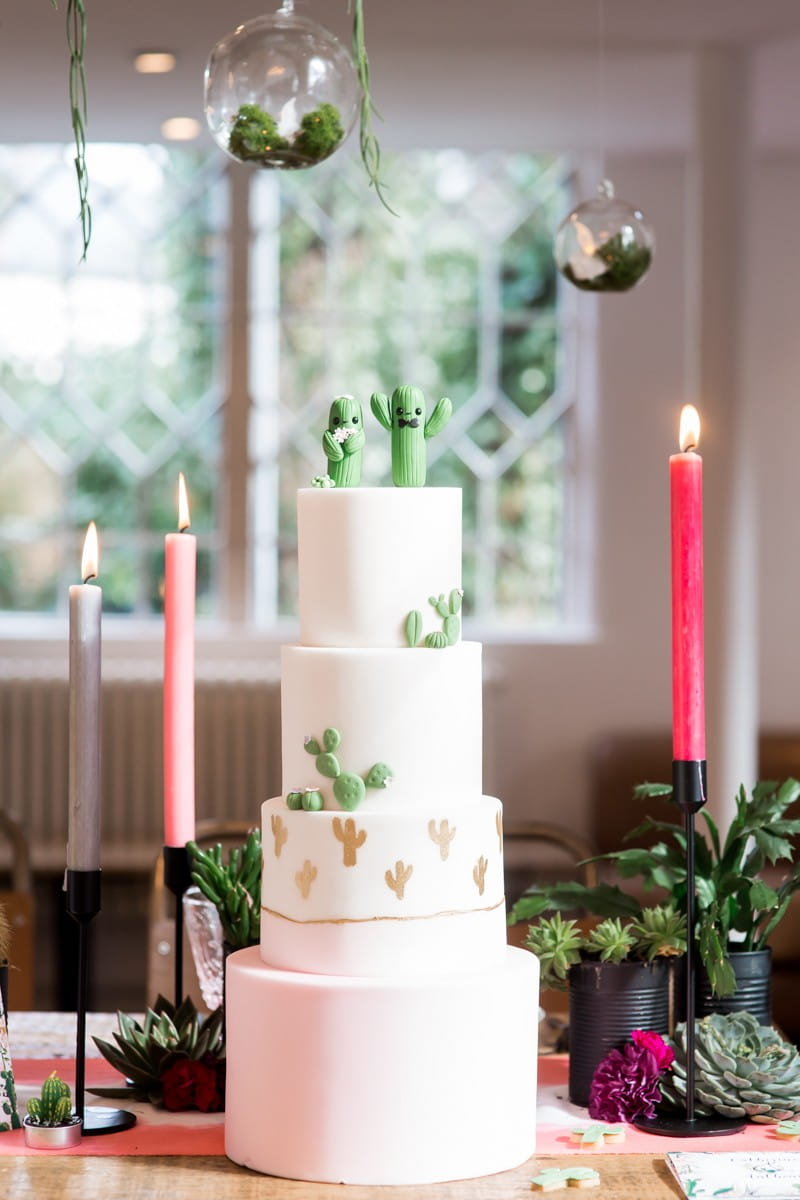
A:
[225,393,539,1184]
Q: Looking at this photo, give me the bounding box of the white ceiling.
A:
[3,1,800,144]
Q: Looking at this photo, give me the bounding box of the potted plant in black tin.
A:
[511,777,800,1027]
[525,905,686,1107]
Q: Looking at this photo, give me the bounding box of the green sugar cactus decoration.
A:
[320,395,366,488]
[285,727,392,812]
[371,384,452,487]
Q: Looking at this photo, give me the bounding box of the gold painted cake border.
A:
[261,897,505,925]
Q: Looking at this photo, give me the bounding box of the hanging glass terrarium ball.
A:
[204,1,360,170]
[554,180,655,293]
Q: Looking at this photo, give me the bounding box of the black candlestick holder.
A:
[65,869,137,1136]
[163,844,192,1006]
[633,760,745,1137]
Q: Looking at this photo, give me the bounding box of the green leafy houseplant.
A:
[188,829,262,948]
[525,905,686,992]
[510,778,800,998]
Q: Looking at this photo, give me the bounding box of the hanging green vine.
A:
[350,0,396,215]
[52,0,92,258]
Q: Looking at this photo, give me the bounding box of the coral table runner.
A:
[0,1051,790,1158]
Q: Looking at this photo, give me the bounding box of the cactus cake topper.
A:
[370,384,452,487]
[319,394,366,488]
[284,727,393,812]
[405,589,463,648]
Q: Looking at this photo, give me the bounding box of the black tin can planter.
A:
[568,958,673,1108]
[696,947,772,1028]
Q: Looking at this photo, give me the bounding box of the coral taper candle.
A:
[670,405,705,761]
[163,473,196,847]
[68,522,102,871]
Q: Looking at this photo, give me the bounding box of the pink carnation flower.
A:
[631,1029,675,1071]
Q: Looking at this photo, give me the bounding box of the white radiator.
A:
[0,671,282,871]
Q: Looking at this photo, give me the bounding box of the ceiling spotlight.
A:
[161,117,202,141]
[134,51,177,74]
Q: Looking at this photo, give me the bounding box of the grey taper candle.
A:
[67,522,102,872]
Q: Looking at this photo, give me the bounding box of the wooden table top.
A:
[0,1152,681,1200]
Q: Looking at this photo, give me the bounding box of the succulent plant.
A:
[628,903,688,961]
[659,1012,800,1123]
[92,996,224,1105]
[525,912,584,988]
[584,917,636,964]
[26,1071,73,1126]
[525,905,686,991]
[188,829,261,947]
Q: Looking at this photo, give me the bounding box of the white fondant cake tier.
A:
[281,641,482,811]
[297,486,462,648]
[261,794,505,976]
[225,945,539,1185]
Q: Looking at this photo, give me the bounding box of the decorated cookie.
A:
[569,1122,626,1146]
[531,1166,600,1192]
[775,1119,800,1140]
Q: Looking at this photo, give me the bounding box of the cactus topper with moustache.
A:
[370,384,452,487]
[321,394,366,488]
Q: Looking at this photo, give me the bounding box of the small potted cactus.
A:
[23,1070,82,1148]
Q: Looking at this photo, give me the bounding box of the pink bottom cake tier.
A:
[225,944,540,1185]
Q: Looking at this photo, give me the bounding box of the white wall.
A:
[481,40,800,837]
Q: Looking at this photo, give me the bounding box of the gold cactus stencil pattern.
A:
[271,813,288,858]
[495,810,503,852]
[428,818,457,861]
[385,860,413,900]
[473,855,488,896]
[295,860,318,899]
[332,816,367,866]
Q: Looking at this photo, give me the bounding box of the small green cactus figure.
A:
[26,1071,73,1126]
[370,384,452,487]
[322,395,366,488]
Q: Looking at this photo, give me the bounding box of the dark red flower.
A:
[161,1059,198,1112]
[588,1042,663,1123]
[631,1029,675,1071]
[161,1056,224,1112]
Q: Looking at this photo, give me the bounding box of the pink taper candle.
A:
[670,405,705,761]
[67,522,102,871]
[163,473,196,847]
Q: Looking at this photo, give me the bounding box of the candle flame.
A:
[679,404,701,453]
[81,521,99,583]
[178,472,191,532]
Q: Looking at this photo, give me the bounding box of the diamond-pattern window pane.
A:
[251,149,578,629]
[0,145,227,616]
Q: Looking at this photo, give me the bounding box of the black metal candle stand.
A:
[65,868,137,1136]
[162,844,192,1006]
[633,760,745,1137]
